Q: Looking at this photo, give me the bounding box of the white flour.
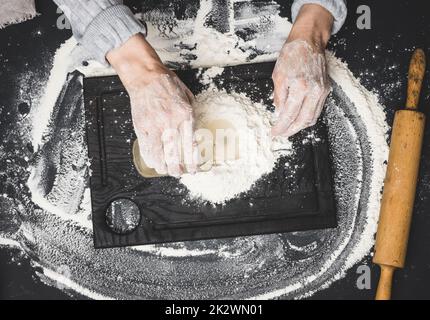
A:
[181,88,292,204]
[1,0,390,300]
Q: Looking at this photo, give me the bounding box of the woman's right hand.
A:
[107,34,198,177]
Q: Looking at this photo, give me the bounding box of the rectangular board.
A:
[84,62,337,249]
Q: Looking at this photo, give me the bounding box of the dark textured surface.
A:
[0,0,429,299]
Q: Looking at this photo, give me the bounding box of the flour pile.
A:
[181,89,291,204]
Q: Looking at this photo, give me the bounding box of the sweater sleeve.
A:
[53,0,147,64]
[291,0,347,34]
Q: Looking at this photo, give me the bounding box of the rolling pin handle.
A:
[406,49,426,110]
[375,265,396,300]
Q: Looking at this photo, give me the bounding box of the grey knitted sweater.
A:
[54,0,347,64]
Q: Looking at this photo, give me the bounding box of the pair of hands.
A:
[107,4,333,177]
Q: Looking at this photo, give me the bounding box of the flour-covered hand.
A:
[271,40,331,137]
[271,4,334,137]
[107,34,198,177]
[130,73,197,177]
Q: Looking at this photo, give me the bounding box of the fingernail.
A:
[156,165,168,175]
[284,126,299,138]
[271,126,281,137]
[185,163,197,174]
[168,166,182,177]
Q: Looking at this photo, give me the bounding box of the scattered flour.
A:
[29,38,78,148]
[1,0,390,300]
[198,66,225,85]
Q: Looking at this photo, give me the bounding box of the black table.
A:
[0,0,429,300]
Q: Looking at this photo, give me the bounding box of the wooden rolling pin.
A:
[373,49,427,300]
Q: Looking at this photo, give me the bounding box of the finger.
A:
[175,77,195,105]
[180,119,198,174]
[138,133,167,175]
[271,85,306,137]
[162,127,183,177]
[283,93,320,137]
[168,74,194,105]
[273,79,288,110]
[310,88,331,125]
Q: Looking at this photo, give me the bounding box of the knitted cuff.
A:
[81,4,147,64]
[291,0,347,34]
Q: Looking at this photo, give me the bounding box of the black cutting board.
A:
[83,62,337,249]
